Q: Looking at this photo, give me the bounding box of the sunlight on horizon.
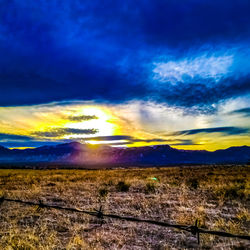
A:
[65,106,117,139]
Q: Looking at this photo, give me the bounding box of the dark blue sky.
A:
[0,0,250,111]
[0,0,250,150]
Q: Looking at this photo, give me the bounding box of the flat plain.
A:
[0,165,249,249]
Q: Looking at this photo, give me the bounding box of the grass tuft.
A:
[116,181,130,192]
[145,183,156,194]
[186,178,199,190]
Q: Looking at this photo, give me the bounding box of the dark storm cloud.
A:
[33,128,98,138]
[68,115,98,122]
[155,77,250,110]
[0,0,250,109]
[168,126,250,136]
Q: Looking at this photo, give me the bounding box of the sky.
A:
[0,0,249,150]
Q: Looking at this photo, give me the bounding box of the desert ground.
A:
[0,165,249,249]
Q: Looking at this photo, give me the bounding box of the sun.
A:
[64,106,117,140]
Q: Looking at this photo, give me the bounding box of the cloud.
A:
[229,107,250,117]
[129,138,196,145]
[0,140,68,148]
[0,133,196,148]
[153,54,233,84]
[0,132,70,148]
[33,128,98,138]
[82,135,168,143]
[130,138,169,143]
[168,126,250,136]
[68,115,98,122]
[136,1,250,47]
[0,133,33,141]
[169,140,197,146]
[153,76,250,110]
[81,135,195,145]
[82,135,132,141]
[0,0,250,112]
[149,45,250,111]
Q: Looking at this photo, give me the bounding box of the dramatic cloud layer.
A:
[0,0,249,111]
[0,101,249,150]
[0,1,249,150]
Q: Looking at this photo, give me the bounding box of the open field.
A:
[0,165,249,249]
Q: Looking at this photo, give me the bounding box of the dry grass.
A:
[0,165,249,249]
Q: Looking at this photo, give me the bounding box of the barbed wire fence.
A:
[0,196,250,245]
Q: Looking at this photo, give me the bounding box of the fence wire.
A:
[0,196,249,245]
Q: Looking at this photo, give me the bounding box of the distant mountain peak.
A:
[0,143,249,165]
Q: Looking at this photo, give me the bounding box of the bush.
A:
[215,183,246,201]
[224,186,245,200]
[98,188,108,198]
[186,178,199,190]
[116,181,130,192]
[145,183,155,194]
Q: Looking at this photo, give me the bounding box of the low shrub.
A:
[215,183,246,201]
[116,181,130,192]
[186,178,199,190]
[98,188,108,198]
[145,183,155,194]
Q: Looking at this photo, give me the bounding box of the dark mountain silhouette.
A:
[0,142,249,166]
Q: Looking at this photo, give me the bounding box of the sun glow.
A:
[85,140,128,145]
[65,106,117,139]
[0,100,249,150]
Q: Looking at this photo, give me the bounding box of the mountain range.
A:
[0,142,249,167]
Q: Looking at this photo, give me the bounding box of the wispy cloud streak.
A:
[153,54,233,84]
[33,128,98,138]
[168,126,250,136]
[68,115,98,122]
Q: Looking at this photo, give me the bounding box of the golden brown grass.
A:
[0,165,249,249]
